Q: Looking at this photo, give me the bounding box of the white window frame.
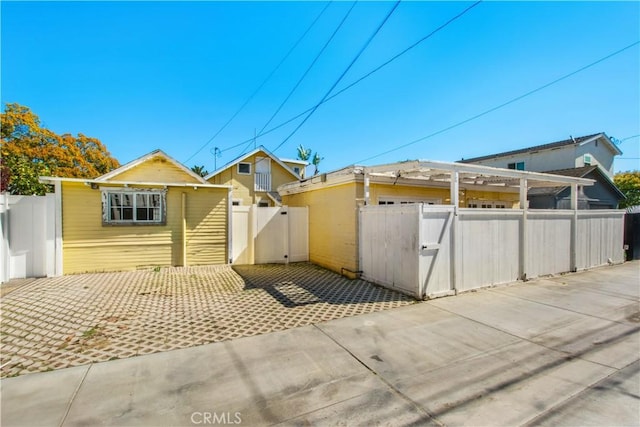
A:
[508,161,525,171]
[237,162,251,175]
[468,200,509,209]
[102,188,167,225]
[583,154,592,166]
[378,196,442,206]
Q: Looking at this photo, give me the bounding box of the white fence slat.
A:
[359,205,625,299]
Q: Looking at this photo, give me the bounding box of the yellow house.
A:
[206,146,306,207]
[279,159,592,277]
[41,150,232,274]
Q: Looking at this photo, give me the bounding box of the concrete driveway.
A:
[0,263,414,378]
[1,262,638,426]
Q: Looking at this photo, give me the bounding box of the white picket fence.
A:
[0,193,60,283]
[360,204,625,299]
[232,205,309,265]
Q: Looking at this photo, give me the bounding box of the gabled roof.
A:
[460,133,623,163]
[205,146,301,180]
[96,149,209,184]
[528,165,625,199]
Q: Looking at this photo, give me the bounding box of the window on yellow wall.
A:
[102,189,166,225]
[238,163,251,174]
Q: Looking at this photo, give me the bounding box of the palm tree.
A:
[191,165,209,177]
[296,144,312,162]
[312,152,323,175]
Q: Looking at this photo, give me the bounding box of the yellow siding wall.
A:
[110,156,202,184]
[208,151,298,206]
[62,182,227,274]
[283,182,360,274]
[370,184,451,204]
[464,190,519,207]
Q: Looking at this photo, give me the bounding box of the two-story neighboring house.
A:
[205,146,306,207]
[461,133,625,209]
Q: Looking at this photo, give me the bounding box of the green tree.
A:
[1,103,120,195]
[311,152,324,175]
[191,165,209,177]
[296,144,323,176]
[614,171,640,208]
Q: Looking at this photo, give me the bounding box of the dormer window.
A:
[583,154,592,166]
[238,162,251,175]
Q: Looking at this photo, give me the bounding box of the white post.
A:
[450,170,459,293]
[250,204,257,265]
[570,183,578,272]
[0,194,9,283]
[519,178,528,280]
[364,173,370,206]
[54,181,63,277]
[282,205,289,265]
[227,188,233,264]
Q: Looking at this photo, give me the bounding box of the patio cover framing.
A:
[360,160,596,283]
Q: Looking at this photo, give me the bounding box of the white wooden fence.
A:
[360,204,625,299]
[1,193,60,283]
[232,205,308,265]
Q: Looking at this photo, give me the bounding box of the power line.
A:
[252,1,357,149]
[219,0,482,154]
[620,134,640,142]
[355,40,640,164]
[183,1,332,164]
[271,0,402,154]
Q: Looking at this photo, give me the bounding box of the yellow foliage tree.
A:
[1,103,120,195]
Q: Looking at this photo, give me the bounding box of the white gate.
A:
[232,205,308,265]
[1,194,58,282]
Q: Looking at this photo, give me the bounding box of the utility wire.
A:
[271,0,402,153]
[183,1,332,164]
[251,1,358,150]
[220,0,482,153]
[355,40,640,164]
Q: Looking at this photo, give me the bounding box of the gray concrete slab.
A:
[428,289,590,340]
[531,316,640,369]
[317,303,520,384]
[61,325,417,426]
[0,365,88,427]
[526,360,640,427]
[493,278,639,322]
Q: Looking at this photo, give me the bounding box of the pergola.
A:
[360,159,595,209]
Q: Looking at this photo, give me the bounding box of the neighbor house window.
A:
[378,197,441,205]
[102,189,166,225]
[238,162,251,174]
[507,161,525,170]
[468,200,508,209]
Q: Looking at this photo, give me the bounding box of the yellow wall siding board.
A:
[283,182,359,274]
[370,184,451,204]
[61,182,227,274]
[109,156,201,183]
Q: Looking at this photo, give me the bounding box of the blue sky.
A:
[2,1,639,174]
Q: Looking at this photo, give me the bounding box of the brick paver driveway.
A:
[0,263,414,378]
